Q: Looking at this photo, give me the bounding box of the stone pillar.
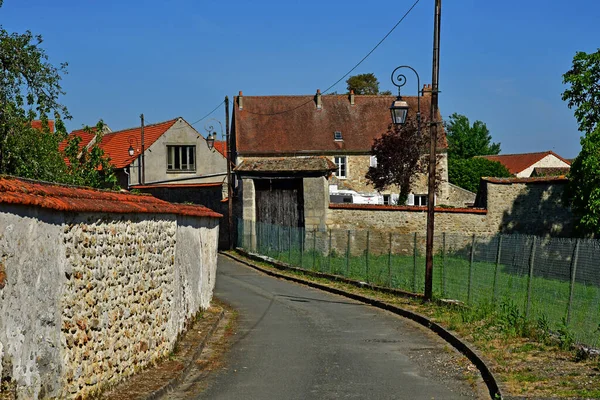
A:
[303,176,329,231]
[241,178,256,250]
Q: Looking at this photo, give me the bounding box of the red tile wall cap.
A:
[329,203,487,214]
[0,176,222,219]
[482,176,568,184]
[131,182,223,189]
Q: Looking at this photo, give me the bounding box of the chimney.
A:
[422,84,432,97]
[238,91,243,110]
[349,89,355,105]
[315,89,322,110]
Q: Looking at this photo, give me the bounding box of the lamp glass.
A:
[128,145,135,157]
[390,99,409,125]
[206,133,215,150]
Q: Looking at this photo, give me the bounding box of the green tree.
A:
[346,73,392,95]
[562,49,600,236]
[366,118,432,203]
[445,113,501,159]
[0,5,117,189]
[448,157,511,193]
[562,49,600,133]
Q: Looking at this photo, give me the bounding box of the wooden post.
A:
[525,236,537,318]
[566,239,580,325]
[492,235,503,304]
[328,229,332,273]
[413,232,418,293]
[300,228,304,268]
[467,234,475,305]
[288,226,292,263]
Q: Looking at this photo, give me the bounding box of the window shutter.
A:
[406,193,415,206]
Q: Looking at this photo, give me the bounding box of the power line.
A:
[244,0,422,117]
[189,100,225,125]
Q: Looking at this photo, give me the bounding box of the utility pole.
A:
[225,96,234,250]
[424,0,442,301]
[140,113,145,185]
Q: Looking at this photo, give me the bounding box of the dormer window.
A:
[334,131,343,141]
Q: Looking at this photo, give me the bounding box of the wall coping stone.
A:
[482,176,568,184]
[0,175,222,218]
[329,203,487,214]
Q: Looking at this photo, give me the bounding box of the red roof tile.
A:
[233,94,446,155]
[65,119,179,169]
[214,140,227,157]
[0,176,221,218]
[31,120,55,133]
[480,151,571,175]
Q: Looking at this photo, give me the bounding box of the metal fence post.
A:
[566,239,580,325]
[441,232,446,297]
[467,234,475,305]
[388,232,393,288]
[328,229,332,273]
[366,231,370,283]
[346,230,351,277]
[413,232,418,293]
[300,228,304,268]
[525,236,537,319]
[313,228,317,270]
[492,235,503,304]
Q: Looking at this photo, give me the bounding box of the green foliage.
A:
[346,73,391,95]
[446,113,501,159]
[0,9,118,189]
[562,50,600,236]
[562,49,600,133]
[448,157,511,193]
[365,118,428,200]
[564,126,600,236]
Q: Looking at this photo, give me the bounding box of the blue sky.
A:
[2,0,599,158]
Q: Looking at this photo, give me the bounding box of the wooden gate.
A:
[255,178,304,227]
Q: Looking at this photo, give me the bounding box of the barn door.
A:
[255,178,304,228]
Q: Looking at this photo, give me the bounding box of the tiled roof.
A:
[66,119,179,168]
[482,176,568,184]
[31,120,55,132]
[235,156,337,173]
[0,176,222,218]
[233,94,446,155]
[531,167,570,177]
[58,129,96,153]
[480,151,571,175]
[214,140,227,157]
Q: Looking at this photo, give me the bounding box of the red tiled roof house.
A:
[480,151,571,178]
[231,89,458,231]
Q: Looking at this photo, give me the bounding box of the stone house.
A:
[231,89,467,230]
[480,151,571,178]
[68,117,230,246]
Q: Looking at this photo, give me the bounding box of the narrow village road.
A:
[191,255,483,400]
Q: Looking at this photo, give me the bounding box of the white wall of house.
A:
[129,118,227,186]
[517,154,571,177]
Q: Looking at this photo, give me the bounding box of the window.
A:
[370,155,377,167]
[334,156,347,178]
[383,194,391,205]
[334,131,343,141]
[167,145,196,172]
[414,194,428,206]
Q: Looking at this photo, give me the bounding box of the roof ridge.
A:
[482,151,554,157]
[102,117,179,136]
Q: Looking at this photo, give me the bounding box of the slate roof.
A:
[0,176,222,218]
[235,156,337,174]
[233,94,446,155]
[480,151,571,175]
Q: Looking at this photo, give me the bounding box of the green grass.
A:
[247,234,600,349]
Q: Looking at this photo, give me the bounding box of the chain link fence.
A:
[237,219,600,348]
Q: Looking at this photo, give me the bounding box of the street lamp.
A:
[127,136,139,157]
[390,65,421,128]
[204,119,221,151]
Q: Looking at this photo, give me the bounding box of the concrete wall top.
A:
[0,176,222,218]
[329,203,487,214]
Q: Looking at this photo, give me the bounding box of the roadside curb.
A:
[142,307,225,400]
[223,250,503,400]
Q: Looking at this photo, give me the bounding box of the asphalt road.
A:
[196,255,481,400]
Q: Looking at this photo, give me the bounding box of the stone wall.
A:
[326,176,573,239]
[0,177,221,399]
